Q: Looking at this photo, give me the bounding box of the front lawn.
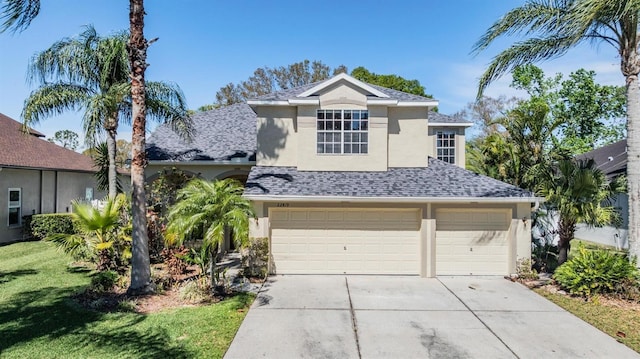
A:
[0,241,253,359]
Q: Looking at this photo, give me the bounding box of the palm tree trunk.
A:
[127,0,152,294]
[106,123,118,199]
[623,46,640,268]
[557,218,575,265]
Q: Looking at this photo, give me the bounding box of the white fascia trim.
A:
[396,101,439,107]
[246,100,289,106]
[429,122,474,127]
[288,98,319,105]
[244,194,544,204]
[297,73,390,98]
[366,99,398,105]
[148,160,256,166]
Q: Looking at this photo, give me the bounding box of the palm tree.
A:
[473,0,640,264]
[128,0,153,295]
[21,25,190,199]
[165,179,255,289]
[537,159,625,264]
[47,194,130,272]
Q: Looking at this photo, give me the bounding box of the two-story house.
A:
[147,73,538,277]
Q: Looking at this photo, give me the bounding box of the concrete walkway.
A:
[225,275,639,359]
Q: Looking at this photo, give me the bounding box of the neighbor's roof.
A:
[576,139,627,179]
[147,103,257,162]
[0,113,96,172]
[244,157,536,202]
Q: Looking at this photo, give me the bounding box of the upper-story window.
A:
[317,110,369,154]
[436,131,455,164]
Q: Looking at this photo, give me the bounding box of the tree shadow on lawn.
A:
[0,287,192,358]
[0,269,38,285]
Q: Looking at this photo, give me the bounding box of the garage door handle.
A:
[470,247,473,252]
[344,246,347,250]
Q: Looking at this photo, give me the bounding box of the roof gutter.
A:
[243,194,544,204]
[148,160,256,166]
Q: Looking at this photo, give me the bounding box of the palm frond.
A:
[0,0,39,34]
[145,81,193,141]
[21,83,92,129]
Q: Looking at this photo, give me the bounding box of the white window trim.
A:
[316,109,369,155]
[8,188,21,227]
[436,131,456,164]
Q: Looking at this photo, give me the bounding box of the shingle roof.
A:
[244,157,534,199]
[147,103,257,162]
[253,77,438,103]
[576,139,627,179]
[0,113,96,172]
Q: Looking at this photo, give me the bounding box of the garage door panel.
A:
[436,209,511,276]
[270,208,420,275]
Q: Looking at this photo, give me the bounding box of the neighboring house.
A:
[147,73,539,277]
[575,139,628,249]
[0,113,106,244]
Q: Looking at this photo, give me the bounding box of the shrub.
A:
[516,258,539,281]
[89,270,119,292]
[30,213,76,240]
[179,280,210,303]
[161,246,190,277]
[554,244,639,298]
[241,237,269,278]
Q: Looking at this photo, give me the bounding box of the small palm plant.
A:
[47,194,131,272]
[537,159,626,265]
[165,178,255,290]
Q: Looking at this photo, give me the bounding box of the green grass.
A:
[535,289,640,353]
[0,241,253,359]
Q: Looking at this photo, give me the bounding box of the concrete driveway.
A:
[225,276,639,358]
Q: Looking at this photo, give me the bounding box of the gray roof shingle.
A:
[147,103,257,162]
[576,139,627,179]
[245,157,534,199]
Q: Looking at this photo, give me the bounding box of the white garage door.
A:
[270,208,421,274]
[436,209,511,275]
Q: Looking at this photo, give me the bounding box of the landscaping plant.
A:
[165,178,255,292]
[46,194,131,273]
[554,243,640,299]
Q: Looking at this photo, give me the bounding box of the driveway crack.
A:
[345,277,362,359]
[438,278,520,359]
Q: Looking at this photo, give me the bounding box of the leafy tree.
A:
[47,194,131,272]
[473,0,640,264]
[22,25,190,200]
[510,64,626,155]
[166,179,255,289]
[48,129,79,150]
[350,66,432,98]
[214,60,347,105]
[537,159,625,264]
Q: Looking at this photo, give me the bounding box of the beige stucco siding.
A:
[0,168,104,244]
[388,107,429,167]
[296,105,388,171]
[318,82,368,109]
[256,106,297,166]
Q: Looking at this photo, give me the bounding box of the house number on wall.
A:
[276,203,290,207]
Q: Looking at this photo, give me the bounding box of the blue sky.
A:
[0,0,624,149]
